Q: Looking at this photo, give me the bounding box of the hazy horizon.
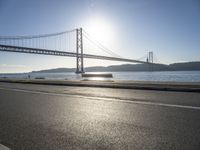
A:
[0,60,200,74]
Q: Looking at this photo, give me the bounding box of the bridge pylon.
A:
[147,51,154,71]
[146,51,153,63]
[76,28,84,74]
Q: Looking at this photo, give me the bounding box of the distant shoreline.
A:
[31,61,200,73]
[0,61,200,74]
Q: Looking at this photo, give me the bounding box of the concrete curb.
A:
[0,78,200,93]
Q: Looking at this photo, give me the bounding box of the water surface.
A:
[1,71,200,82]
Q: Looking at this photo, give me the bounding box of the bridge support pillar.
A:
[148,51,153,63]
[76,28,84,74]
[147,51,153,71]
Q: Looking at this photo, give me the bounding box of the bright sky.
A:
[0,0,200,73]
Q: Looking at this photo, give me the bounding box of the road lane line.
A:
[0,87,200,110]
[0,144,10,150]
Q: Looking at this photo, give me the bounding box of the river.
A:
[1,71,200,82]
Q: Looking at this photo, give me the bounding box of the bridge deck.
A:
[0,44,151,64]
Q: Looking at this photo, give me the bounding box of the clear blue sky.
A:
[0,0,200,73]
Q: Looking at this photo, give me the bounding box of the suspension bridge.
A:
[0,28,159,73]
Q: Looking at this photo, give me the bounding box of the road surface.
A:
[0,82,200,150]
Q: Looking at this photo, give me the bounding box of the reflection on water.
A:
[83,77,109,81]
[82,77,114,81]
[1,71,200,82]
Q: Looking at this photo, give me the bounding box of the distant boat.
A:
[35,77,45,79]
[82,73,113,78]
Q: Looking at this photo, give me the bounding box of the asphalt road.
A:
[0,82,200,150]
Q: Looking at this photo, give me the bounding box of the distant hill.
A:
[169,62,200,71]
[32,61,200,73]
[32,68,75,73]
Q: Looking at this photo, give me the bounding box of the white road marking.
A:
[0,86,200,110]
[0,144,10,150]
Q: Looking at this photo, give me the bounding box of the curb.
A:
[0,79,200,93]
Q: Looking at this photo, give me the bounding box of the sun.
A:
[85,17,115,44]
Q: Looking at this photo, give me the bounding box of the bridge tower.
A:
[147,51,153,63]
[76,28,84,73]
[148,51,153,63]
[147,51,154,71]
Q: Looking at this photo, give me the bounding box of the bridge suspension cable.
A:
[82,29,123,58]
[0,29,76,40]
[0,29,76,52]
[153,53,161,64]
[136,53,149,62]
